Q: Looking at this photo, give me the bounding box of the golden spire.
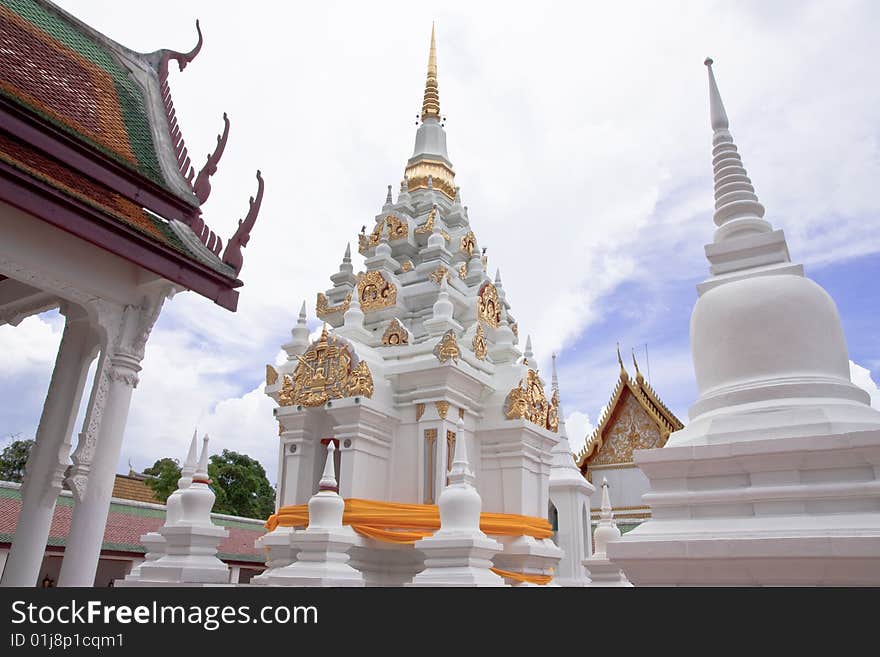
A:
[632,349,643,381]
[421,23,440,122]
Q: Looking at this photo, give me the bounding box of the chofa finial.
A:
[221,170,264,276]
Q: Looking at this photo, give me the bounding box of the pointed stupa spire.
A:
[343,242,351,262]
[600,477,613,519]
[384,184,393,207]
[523,335,534,364]
[181,429,199,480]
[551,352,559,393]
[447,415,474,486]
[193,434,210,483]
[318,441,339,493]
[421,23,440,122]
[704,58,768,237]
[298,300,307,323]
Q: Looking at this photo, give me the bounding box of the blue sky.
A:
[1,0,879,479]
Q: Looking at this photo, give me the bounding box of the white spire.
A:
[343,242,352,262]
[194,434,210,482]
[592,477,622,557]
[523,335,534,363]
[298,300,307,323]
[704,58,768,239]
[181,429,199,479]
[551,352,559,393]
[447,415,474,487]
[600,477,613,520]
[384,184,393,208]
[318,441,339,493]
[343,287,365,328]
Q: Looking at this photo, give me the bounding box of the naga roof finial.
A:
[222,170,264,276]
[193,112,230,204]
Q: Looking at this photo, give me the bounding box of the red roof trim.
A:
[0,160,240,311]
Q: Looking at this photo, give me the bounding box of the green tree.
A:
[208,449,275,520]
[0,438,34,482]
[143,457,181,502]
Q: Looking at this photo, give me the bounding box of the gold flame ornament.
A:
[504,369,557,432]
[357,271,397,312]
[433,329,460,364]
[477,282,502,328]
[472,323,488,360]
[316,291,351,319]
[382,318,409,346]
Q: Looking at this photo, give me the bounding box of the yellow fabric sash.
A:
[264,498,555,584]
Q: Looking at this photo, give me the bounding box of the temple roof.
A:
[575,348,684,469]
[0,0,263,310]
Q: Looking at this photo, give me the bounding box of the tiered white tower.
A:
[608,59,880,585]
[262,26,578,585]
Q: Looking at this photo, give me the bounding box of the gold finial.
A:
[632,348,643,381]
[421,23,440,122]
[616,342,625,372]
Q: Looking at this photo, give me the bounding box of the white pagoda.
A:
[258,27,592,586]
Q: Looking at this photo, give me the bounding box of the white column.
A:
[58,293,168,587]
[1,307,98,587]
[229,565,241,584]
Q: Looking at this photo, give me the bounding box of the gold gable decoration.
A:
[430,265,452,285]
[358,215,409,253]
[460,231,476,257]
[266,364,279,386]
[433,329,460,363]
[415,206,438,235]
[278,326,374,407]
[472,323,488,360]
[477,282,502,328]
[316,292,351,319]
[382,318,409,346]
[504,369,558,432]
[357,271,397,312]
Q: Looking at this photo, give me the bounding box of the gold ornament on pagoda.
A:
[435,401,450,419]
[460,231,476,257]
[278,326,374,407]
[510,322,518,338]
[504,369,558,432]
[430,265,452,285]
[316,291,351,319]
[400,259,414,273]
[458,262,467,279]
[385,214,408,240]
[357,271,397,312]
[477,282,501,328]
[358,221,384,251]
[472,323,488,360]
[382,318,409,346]
[266,364,279,386]
[433,329,460,364]
[415,206,438,235]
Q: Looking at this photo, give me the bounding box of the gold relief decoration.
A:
[382,318,409,346]
[477,282,502,328]
[266,364,279,386]
[503,369,557,432]
[415,206,437,234]
[357,271,397,312]
[316,291,351,319]
[433,329,460,364]
[435,401,450,419]
[430,265,452,285]
[440,229,450,242]
[460,231,476,257]
[358,221,384,252]
[401,259,414,273]
[458,407,465,420]
[590,392,661,466]
[279,326,374,407]
[385,214,408,240]
[458,262,467,280]
[278,374,294,406]
[510,323,518,338]
[547,389,559,433]
[472,323,488,360]
[416,403,426,421]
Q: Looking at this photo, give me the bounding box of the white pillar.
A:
[58,293,168,587]
[1,307,98,587]
[229,565,241,584]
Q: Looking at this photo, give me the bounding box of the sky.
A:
[1,0,879,484]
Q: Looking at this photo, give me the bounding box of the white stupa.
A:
[608,59,880,586]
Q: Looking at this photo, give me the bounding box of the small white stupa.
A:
[583,479,631,587]
[260,441,364,587]
[122,435,230,586]
[609,58,880,586]
[409,417,506,587]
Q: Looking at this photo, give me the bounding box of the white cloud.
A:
[850,361,880,409]
[564,411,594,456]
[0,313,61,376]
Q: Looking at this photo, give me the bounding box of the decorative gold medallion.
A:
[430,265,452,285]
[279,326,374,407]
[400,259,414,273]
[460,231,476,257]
[477,282,501,328]
[472,323,488,360]
[385,214,408,240]
[458,262,467,279]
[316,291,351,319]
[357,271,397,312]
[503,369,557,432]
[435,401,450,419]
[382,318,409,346]
[433,329,460,364]
[266,364,279,386]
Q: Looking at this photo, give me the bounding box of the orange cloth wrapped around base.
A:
[264,498,555,583]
